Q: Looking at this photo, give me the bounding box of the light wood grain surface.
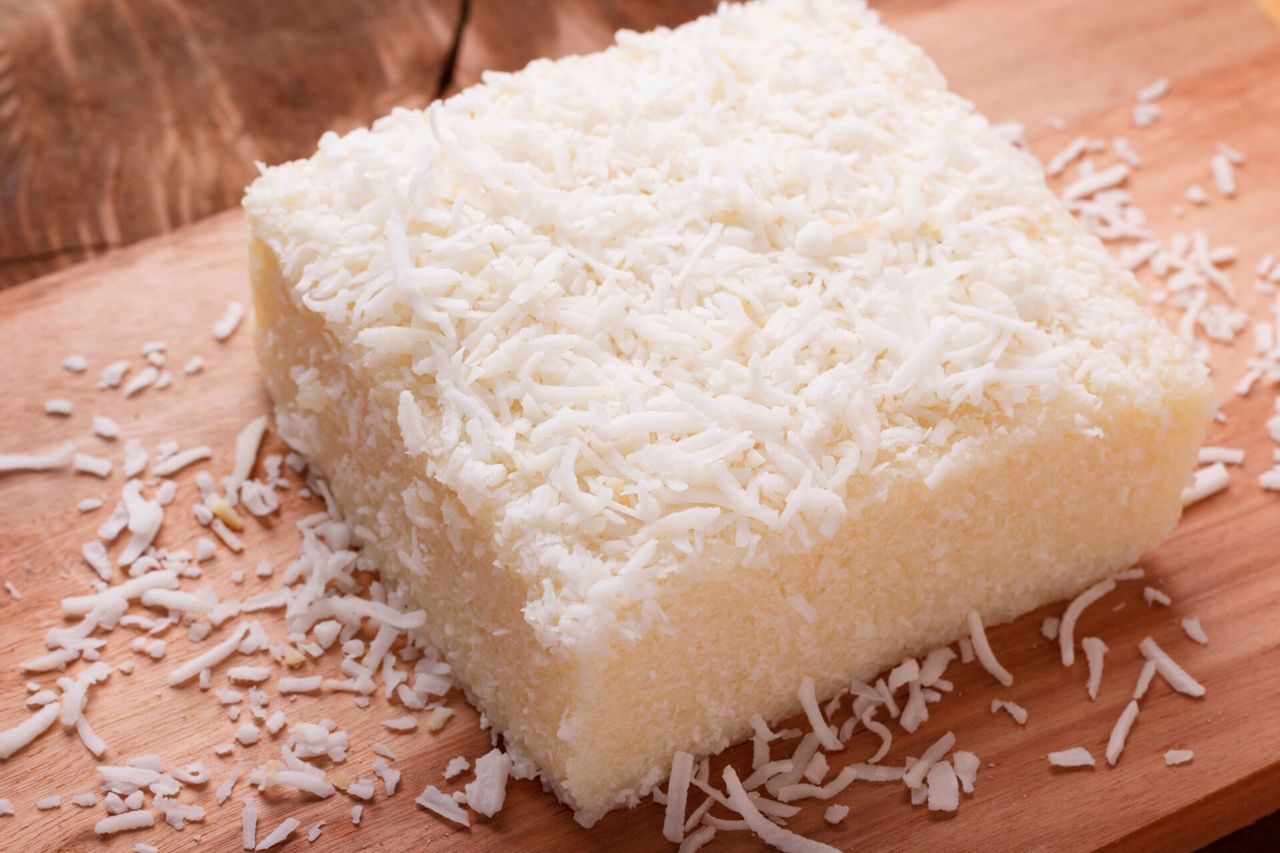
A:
[1,1,1279,851]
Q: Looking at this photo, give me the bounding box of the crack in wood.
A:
[437,0,470,100]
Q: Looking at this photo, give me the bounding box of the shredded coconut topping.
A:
[1139,636,1206,698]
[244,0,1198,645]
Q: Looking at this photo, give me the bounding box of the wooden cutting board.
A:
[2,1,1279,850]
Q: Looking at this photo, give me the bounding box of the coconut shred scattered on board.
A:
[0,63,1257,853]
[2,402,1202,851]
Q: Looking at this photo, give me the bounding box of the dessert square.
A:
[244,0,1211,824]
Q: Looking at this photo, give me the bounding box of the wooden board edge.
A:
[0,208,246,313]
[1102,756,1280,851]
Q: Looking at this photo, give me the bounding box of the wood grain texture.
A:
[448,0,719,94]
[0,0,462,287]
[1,1,1279,851]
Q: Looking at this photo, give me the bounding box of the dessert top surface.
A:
[245,0,1203,641]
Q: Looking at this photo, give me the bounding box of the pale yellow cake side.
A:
[250,232,1211,824]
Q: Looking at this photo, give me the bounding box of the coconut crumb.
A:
[823,803,849,824]
[926,761,959,812]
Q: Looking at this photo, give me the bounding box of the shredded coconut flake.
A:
[415,784,470,827]
[122,366,159,398]
[0,701,61,759]
[464,748,513,818]
[952,750,980,794]
[0,438,73,471]
[1198,446,1244,465]
[95,810,155,835]
[823,803,849,824]
[1143,586,1172,607]
[1059,578,1116,666]
[990,699,1028,725]
[797,676,841,751]
[1139,636,1206,697]
[1182,463,1229,506]
[1181,617,1209,646]
[73,453,113,478]
[1047,748,1095,768]
[44,398,73,416]
[1133,659,1158,700]
[1082,636,1108,700]
[1209,154,1236,198]
[925,760,959,812]
[1136,77,1170,102]
[256,816,300,850]
[903,730,955,790]
[663,751,695,843]
[722,766,838,853]
[153,446,212,476]
[168,622,250,685]
[214,302,247,342]
[966,610,1013,686]
[1105,700,1141,766]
